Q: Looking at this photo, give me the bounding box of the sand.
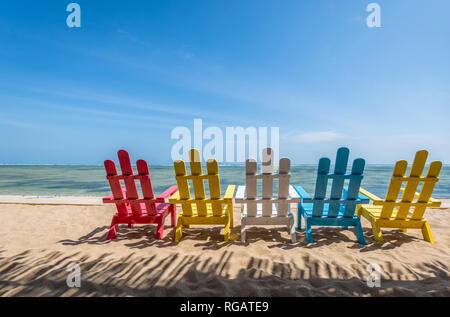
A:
[0,196,449,297]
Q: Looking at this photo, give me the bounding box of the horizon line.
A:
[1,163,448,167]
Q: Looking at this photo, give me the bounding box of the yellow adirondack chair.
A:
[357,150,442,243]
[169,149,236,242]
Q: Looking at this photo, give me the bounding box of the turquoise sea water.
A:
[0,165,449,198]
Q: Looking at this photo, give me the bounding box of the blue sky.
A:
[0,0,449,164]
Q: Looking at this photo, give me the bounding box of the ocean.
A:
[0,165,449,198]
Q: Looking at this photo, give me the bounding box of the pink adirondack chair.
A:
[102,149,177,240]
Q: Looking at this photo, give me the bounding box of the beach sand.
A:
[0,196,449,297]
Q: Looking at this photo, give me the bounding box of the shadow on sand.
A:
[58,222,422,252]
[0,248,448,297]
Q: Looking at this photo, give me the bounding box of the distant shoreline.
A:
[1,195,449,208]
[4,164,448,167]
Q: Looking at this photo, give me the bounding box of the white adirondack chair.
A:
[235,148,300,242]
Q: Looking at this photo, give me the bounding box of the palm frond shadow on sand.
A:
[0,248,448,297]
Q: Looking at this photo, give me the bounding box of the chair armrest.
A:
[359,188,382,202]
[102,194,115,203]
[358,192,371,203]
[294,185,311,200]
[288,185,301,203]
[155,185,178,203]
[168,190,181,203]
[289,185,300,199]
[235,186,246,200]
[224,185,236,200]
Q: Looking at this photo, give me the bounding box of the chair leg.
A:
[305,218,313,243]
[290,217,296,243]
[241,228,246,243]
[106,218,118,240]
[422,221,435,243]
[229,204,234,229]
[355,218,366,245]
[224,217,231,242]
[297,208,303,231]
[170,205,176,227]
[241,218,246,242]
[241,230,247,243]
[401,228,407,232]
[356,206,362,216]
[371,220,383,242]
[342,226,349,230]
[155,222,165,239]
[174,216,183,242]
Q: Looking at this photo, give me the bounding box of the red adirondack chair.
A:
[102,149,177,240]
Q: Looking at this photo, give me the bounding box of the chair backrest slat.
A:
[277,158,291,216]
[395,150,427,219]
[104,159,128,215]
[261,148,274,216]
[207,159,223,216]
[137,160,154,199]
[380,160,408,218]
[105,160,122,199]
[137,159,156,214]
[189,149,207,216]
[328,147,349,217]
[312,158,331,216]
[261,147,274,174]
[118,150,141,215]
[174,159,192,216]
[245,159,258,217]
[411,161,442,219]
[343,158,365,217]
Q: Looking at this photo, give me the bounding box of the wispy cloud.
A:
[0,117,38,128]
[6,27,326,124]
[14,83,272,126]
[0,94,184,128]
[117,29,153,48]
[283,131,345,144]
[78,34,318,115]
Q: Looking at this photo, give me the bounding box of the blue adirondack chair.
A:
[294,147,370,244]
